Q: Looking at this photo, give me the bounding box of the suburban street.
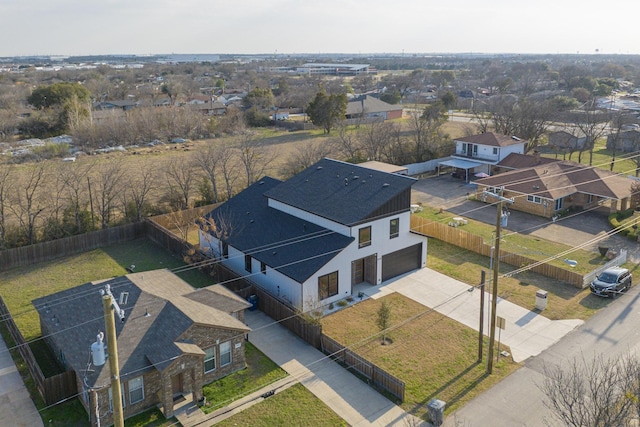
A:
[446,284,640,426]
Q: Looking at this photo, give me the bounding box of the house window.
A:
[222,242,228,259]
[587,194,594,204]
[129,376,144,405]
[204,347,216,373]
[260,261,266,274]
[358,226,371,248]
[244,255,252,272]
[527,195,542,204]
[492,147,498,155]
[108,384,125,411]
[390,218,399,239]
[462,143,467,154]
[318,271,339,300]
[220,341,232,367]
[555,198,563,210]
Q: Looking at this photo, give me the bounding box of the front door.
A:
[352,255,377,286]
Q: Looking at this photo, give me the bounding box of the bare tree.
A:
[281,140,334,179]
[539,353,637,427]
[359,120,396,162]
[121,163,157,222]
[194,142,225,203]
[0,164,14,249]
[218,144,241,200]
[9,161,49,245]
[164,156,197,210]
[60,161,94,233]
[91,160,125,229]
[236,132,274,187]
[332,121,362,162]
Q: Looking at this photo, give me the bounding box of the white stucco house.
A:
[199,158,427,310]
[438,132,528,181]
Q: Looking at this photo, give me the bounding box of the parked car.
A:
[590,267,632,297]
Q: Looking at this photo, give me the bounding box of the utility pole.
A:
[478,270,485,363]
[102,286,125,427]
[485,191,513,374]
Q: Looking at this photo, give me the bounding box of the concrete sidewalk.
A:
[362,268,583,362]
[245,310,426,427]
[0,335,43,427]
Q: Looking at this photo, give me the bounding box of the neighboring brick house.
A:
[199,158,427,311]
[493,152,560,175]
[33,269,250,426]
[474,160,636,218]
[439,132,528,181]
[346,95,403,121]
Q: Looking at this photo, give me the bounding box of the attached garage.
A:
[381,243,423,282]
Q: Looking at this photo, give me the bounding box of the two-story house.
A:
[439,132,528,181]
[199,158,427,311]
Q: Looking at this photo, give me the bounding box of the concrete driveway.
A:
[412,175,640,263]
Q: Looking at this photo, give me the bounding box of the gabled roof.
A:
[346,95,402,115]
[476,161,634,200]
[205,177,354,283]
[455,132,527,147]
[497,153,560,170]
[32,270,249,387]
[264,158,416,225]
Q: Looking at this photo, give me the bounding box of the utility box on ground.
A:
[535,290,548,311]
[427,398,446,426]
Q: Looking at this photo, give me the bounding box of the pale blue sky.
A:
[2,0,638,57]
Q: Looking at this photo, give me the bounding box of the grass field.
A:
[414,206,606,275]
[202,342,288,412]
[215,383,347,427]
[322,293,519,421]
[426,239,618,320]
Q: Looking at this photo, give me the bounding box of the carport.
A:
[437,158,483,182]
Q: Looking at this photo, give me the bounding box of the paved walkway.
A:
[245,310,426,427]
[359,268,583,362]
[0,335,43,427]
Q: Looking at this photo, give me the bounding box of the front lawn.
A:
[202,342,288,412]
[322,293,519,422]
[215,383,347,427]
[427,239,616,320]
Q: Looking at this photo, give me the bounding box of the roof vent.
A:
[119,292,129,306]
[345,178,348,186]
[511,136,521,141]
[317,166,323,170]
[272,251,277,255]
[383,183,390,187]
[144,309,151,318]
[259,181,264,185]
[353,176,359,179]
[250,219,255,223]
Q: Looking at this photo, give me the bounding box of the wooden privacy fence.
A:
[411,216,585,287]
[0,296,76,406]
[214,263,323,349]
[321,335,405,402]
[0,222,145,271]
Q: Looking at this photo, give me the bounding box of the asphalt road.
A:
[446,284,640,427]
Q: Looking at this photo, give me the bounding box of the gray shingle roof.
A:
[32,270,249,387]
[205,176,354,283]
[264,158,416,225]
